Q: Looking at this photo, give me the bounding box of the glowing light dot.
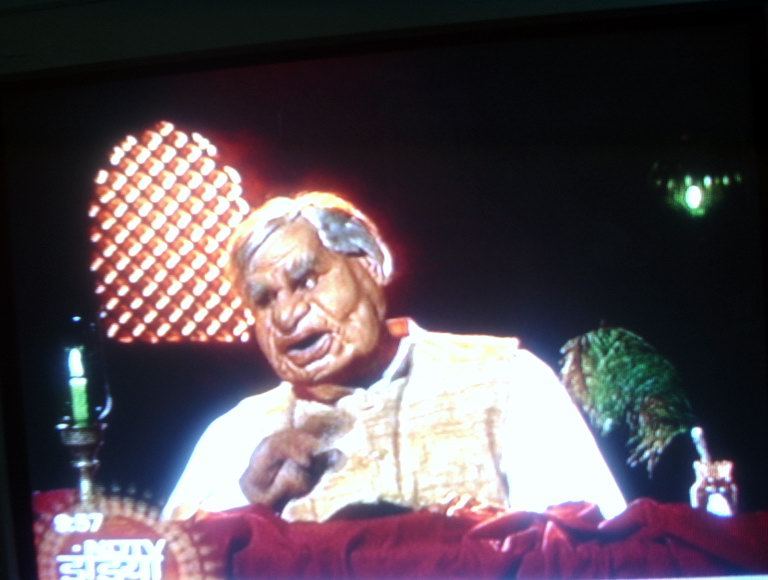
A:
[154,269,168,283]
[223,166,241,184]
[204,238,219,254]
[169,308,183,323]
[206,320,221,335]
[685,185,703,210]
[199,183,217,202]
[211,171,227,188]
[179,268,195,284]
[703,175,712,188]
[239,331,250,342]
[95,284,106,295]
[176,213,192,229]
[163,200,179,216]
[104,244,118,258]
[90,257,105,271]
[165,254,181,269]
[191,254,206,269]
[123,160,138,177]
[101,217,117,231]
[90,232,103,243]
[181,321,196,336]
[173,185,191,203]
[204,266,220,283]
[723,175,731,186]
[126,186,142,203]
[117,285,129,297]
[172,159,190,176]
[95,170,109,185]
[128,269,143,283]
[130,297,143,310]
[164,226,180,244]
[115,230,130,245]
[185,146,202,163]
[160,172,177,190]
[205,294,221,309]
[167,280,182,296]
[173,132,188,148]
[202,213,217,230]
[192,280,207,296]
[150,214,166,230]
[199,158,215,176]
[122,135,138,150]
[233,320,248,335]
[127,243,141,257]
[144,311,158,324]
[159,146,177,164]
[213,197,230,215]
[186,172,203,189]
[114,202,129,218]
[110,147,124,165]
[115,256,130,271]
[118,311,132,324]
[231,296,242,309]
[216,254,229,269]
[106,298,119,311]
[132,145,149,163]
[220,307,234,322]
[134,203,151,219]
[235,198,250,216]
[178,239,193,256]
[140,256,155,271]
[126,216,141,230]
[157,323,171,337]
[155,296,171,310]
[112,174,127,191]
[142,282,159,297]
[148,186,165,203]
[193,308,207,323]
[157,121,174,136]
[207,144,218,156]
[215,225,232,243]
[132,323,146,337]
[99,189,116,204]
[147,158,163,177]
[190,226,205,243]
[145,132,162,150]
[107,324,119,338]
[152,241,168,257]
[139,229,154,245]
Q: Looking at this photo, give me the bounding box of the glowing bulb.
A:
[685,185,703,209]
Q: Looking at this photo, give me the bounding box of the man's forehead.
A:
[248,219,324,276]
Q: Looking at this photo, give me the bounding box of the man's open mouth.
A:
[284,331,332,367]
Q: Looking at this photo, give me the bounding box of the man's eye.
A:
[297,274,317,290]
[251,288,274,308]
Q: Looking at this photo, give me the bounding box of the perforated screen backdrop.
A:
[89,121,255,343]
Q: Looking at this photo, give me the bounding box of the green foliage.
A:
[560,327,695,475]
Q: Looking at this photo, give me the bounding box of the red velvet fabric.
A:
[192,500,768,578]
[33,491,768,577]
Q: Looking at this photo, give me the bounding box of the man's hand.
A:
[240,428,331,512]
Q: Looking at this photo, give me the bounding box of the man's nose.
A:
[272,294,309,333]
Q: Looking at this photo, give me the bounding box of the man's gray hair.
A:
[227,192,394,298]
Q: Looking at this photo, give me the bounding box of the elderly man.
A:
[163,192,626,522]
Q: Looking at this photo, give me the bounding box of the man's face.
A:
[244,218,386,386]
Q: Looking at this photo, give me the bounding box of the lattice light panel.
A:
[89,121,255,342]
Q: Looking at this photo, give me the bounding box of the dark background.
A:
[2,5,766,530]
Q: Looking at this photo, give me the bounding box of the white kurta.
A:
[163,321,626,521]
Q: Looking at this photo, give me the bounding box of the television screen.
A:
[1,4,766,577]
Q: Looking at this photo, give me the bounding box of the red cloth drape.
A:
[33,491,768,577]
[191,500,768,578]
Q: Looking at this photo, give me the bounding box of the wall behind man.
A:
[0,0,724,75]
